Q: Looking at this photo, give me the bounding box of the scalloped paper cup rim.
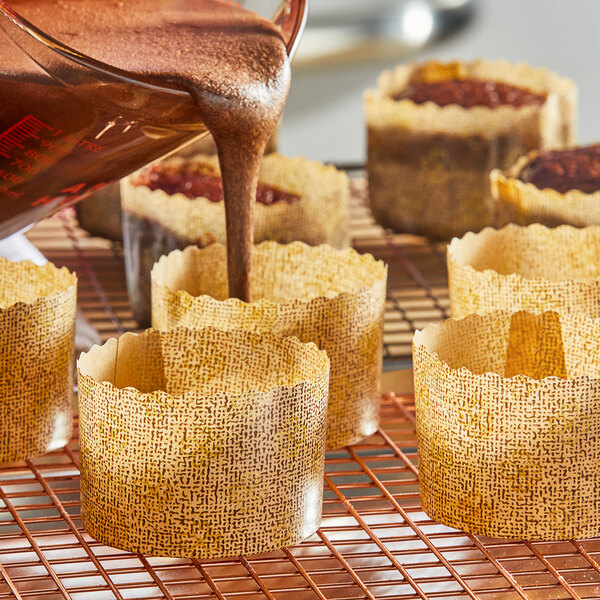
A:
[414,310,600,387]
[78,326,330,399]
[367,59,572,110]
[0,258,77,312]
[364,58,575,134]
[152,242,386,307]
[448,223,600,286]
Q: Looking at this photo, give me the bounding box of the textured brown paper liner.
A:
[122,153,351,326]
[77,327,329,558]
[414,310,600,541]
[151,242,387,449]
[448,224,600,319]
[0,259,76,462]
[365,59,577,239]
[492,149,600,227]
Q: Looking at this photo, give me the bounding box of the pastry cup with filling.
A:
[74,127,278,242]
[365,59,577,239]
[414,310,600,540]
[78,327,329,558]
[448,224,600,319]
[0,259,76,462]
[151,242,387,449]
[75,182,123,242]
[121,153,351,327]
[492,144,600,227]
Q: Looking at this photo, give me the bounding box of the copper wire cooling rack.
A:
[5,394,600,600]
[348,177,450,369]
[6,180,597,600]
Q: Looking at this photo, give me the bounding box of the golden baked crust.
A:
[365,59,577,239]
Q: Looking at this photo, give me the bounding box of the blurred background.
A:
[280,0,599,164]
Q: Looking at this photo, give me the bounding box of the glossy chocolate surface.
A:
[518,146,600,194]
[135,164,299,205]
[394,79,546,109]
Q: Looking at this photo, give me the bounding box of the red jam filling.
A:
[518,145,600,194]
[393,79,546,109]
[135,165,300,205]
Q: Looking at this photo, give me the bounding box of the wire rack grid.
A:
[1,178,595,599]
[348,177,450,369]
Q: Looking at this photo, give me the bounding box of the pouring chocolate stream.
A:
[7,0,292,301]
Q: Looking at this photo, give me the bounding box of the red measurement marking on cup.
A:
[0,116,53,160]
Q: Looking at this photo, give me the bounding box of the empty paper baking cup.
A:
[0,259,76,462]
[414,310,600,540]
[77,327,329,558]
[151,242,387,449]
[448,224,600,319]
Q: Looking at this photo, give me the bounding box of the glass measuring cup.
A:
[0,0,308,239]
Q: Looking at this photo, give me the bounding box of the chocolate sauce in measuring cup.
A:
[1,0,297,301]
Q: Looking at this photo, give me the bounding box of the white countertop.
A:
[280,0,600,164]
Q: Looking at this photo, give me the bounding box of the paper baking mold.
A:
[448,224,600,319]
[77,326,330,558]
[414,310,600,540]
[0,258,76,462]
[151,242,387,449]
[365,59,577,239]
[492,149,600,227]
